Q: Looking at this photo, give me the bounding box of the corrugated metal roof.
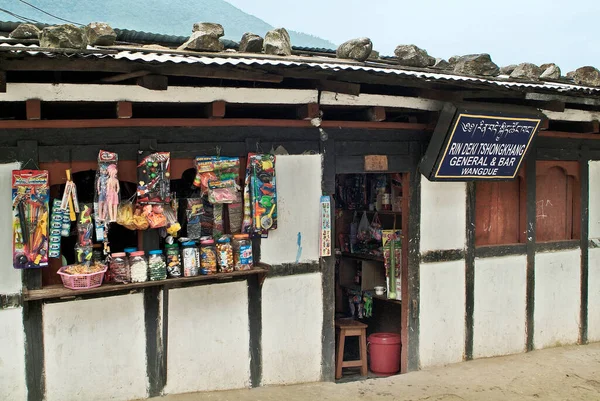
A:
[1,38,599,96]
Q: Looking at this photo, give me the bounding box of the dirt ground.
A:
[156,342,600,401]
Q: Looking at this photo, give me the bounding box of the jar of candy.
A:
[148,250,167,281]
[216,236,234,273]
[124,247,137,255]
[182,241,200,277]
[129,251,148,283]
[109,252,130,283]
[233,234,253,271]
[165,243,182,278]
[200,239,217,275]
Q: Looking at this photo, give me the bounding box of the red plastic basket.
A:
[57,265,108,290]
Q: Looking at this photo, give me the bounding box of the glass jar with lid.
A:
[182,241,200,277]
[148,250,167,281]
[165,243,182,278]
[232,234,253,271]
[109,252,131,283]
[217,236,234,273]
[200,239,217,275]
[129,251,148,283]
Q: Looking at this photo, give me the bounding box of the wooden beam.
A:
[539,131,600,140]
[317,80,360,96]
[100,70,151,83]
[366,106,386,122]
[297,103,320,120]
[0,71,6,93]
[540,100,565,113]
[26,99,41,120]
[203,101,226,119]
[136,74,168,91]
[526,92,600,107]
[1,58,284,83]
[116,101,133,119]
[320,91,444,111]
[0,118,432,131]
[543,108,600,122]
[0,84,318,105]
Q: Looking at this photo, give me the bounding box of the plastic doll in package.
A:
[95,150,120,223]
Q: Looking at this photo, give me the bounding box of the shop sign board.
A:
[364,155,388,172]
[421,103,544,181]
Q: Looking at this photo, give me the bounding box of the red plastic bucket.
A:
[368,333,401,374]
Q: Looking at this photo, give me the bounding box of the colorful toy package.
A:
[137,152,171,204]
[193,156,240,203]
[250,154,277,233]
[12,170,49,269]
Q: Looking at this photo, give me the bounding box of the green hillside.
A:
[6,0,336,49]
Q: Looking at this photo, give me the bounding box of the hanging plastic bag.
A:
[357,211,370,241]
[370,213,382,242]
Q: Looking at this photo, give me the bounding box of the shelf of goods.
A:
[23,264,269,302]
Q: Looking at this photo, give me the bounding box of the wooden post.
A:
[366,106,386,122]
[0,71,6,93]
[297,103,320,120]
[203,101,226,119]
[136,74,168,91]
[116,101,133,119]
[26,99,41,120]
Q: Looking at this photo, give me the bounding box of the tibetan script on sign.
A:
[421,106,543,181]
[364,155,388,172]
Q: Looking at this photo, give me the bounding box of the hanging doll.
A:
[96,165,108,221]
[106,164,120,222]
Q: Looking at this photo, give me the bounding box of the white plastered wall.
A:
[0,162,26,401]
[44,294,148,401]
[260,154,322,265]
[165,282,250,394]
[419,260,466,368]
[420,178,466,252]
[258,155,324,385]
[473,255,527,358]
[589,161,600,341]
[261,273,323,385]
[589,249,600,342]
[534,250,581,349]
[0,308,26,401]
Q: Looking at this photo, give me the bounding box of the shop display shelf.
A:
[23,266,269,302]
[372,294,402,305]
[338,209,402,216]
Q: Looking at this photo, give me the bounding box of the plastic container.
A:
[233,234,253,271]
[129,251,148,283]
[58,265,108,290]
[165,243,182,278]
[367,333,401,375]
[148,250,167,281]
[200,239,217,275]
[217,237,234,273]
[124,247,137,255]
[109,252,130,283]
[182,241,200,277]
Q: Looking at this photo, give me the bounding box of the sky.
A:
[226,0,599,73]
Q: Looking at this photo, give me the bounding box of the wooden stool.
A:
[335,318,368,379]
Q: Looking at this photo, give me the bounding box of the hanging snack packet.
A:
[185,198,203,239]
[213,204,224,239]
[116,200,136,230]
[228,194,243,234]
[163,204,181,237]
[137,152,171,204]
[201,197,214,237]
[147,204,167,228]
[49,199,63,258]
